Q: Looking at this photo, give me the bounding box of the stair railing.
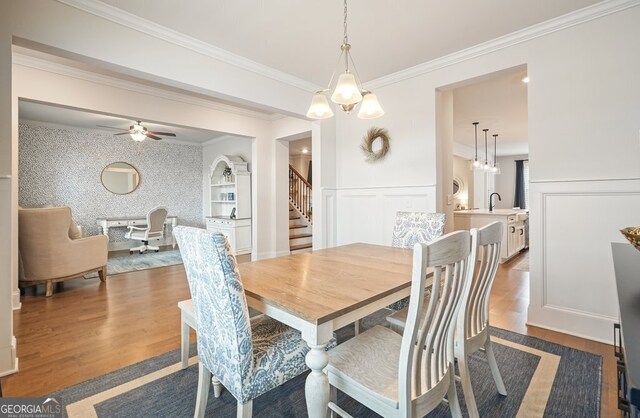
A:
[289,165,312,223]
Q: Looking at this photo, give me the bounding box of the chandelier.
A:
[306,0,384,120]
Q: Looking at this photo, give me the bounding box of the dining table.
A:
[237,242,432,418]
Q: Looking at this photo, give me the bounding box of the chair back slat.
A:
[173,226,253,402]
[461,221,503,339]
[398,229,477,412]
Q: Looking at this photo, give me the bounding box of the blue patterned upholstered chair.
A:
[174,226,318,418]
[388,211,446,311]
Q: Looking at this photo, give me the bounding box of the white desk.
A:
[96,215,178,249]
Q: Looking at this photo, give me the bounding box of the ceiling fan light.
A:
[357,92,384,119]
[331,73,362,105]
[306,93,334,119]
[130,132,146,142]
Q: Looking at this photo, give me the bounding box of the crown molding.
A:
[55,0,319,93]
[20,119,206,146]
[366,0,640,89]
[13,52,277,121]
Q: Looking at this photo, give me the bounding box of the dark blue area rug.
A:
[50,313,601,417]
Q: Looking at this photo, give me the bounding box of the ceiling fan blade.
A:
[146,133,163,140]
[148,131,176,137]
[96,125,127,131]
[114,132,131,136]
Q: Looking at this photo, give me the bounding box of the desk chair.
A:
[125,206,167,254]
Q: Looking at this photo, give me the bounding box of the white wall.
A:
[333,5,640,343]
[494,154,528,209]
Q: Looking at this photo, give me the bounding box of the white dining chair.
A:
[386,221,507,418]
[326,229,477,418]
[353,211,446,335]
[174,226,334,418]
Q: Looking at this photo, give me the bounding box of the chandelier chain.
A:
[343,0,349,44]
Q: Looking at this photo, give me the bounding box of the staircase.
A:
[289,165,312,253]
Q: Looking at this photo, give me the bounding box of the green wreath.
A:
[360,127,391,162]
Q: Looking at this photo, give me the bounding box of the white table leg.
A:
[305,343,330,418]
[180,312,190,370]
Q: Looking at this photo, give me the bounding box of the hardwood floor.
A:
[1,251,620,417]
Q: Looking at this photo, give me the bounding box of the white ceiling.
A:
[453,67,529,157]
[19,100,229,144]
[99,0,601,86]
[289,138,312,156]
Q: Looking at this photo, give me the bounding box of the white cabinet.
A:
[206,155,252,255]
[454,210,528,263]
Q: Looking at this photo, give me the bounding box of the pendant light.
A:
[306,0,384,120]
[491,134,501,174]
[483,129,491,171]
[470,122,481,169]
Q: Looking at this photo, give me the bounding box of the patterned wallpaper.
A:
[19,122,204,242]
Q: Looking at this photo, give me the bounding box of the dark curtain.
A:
[514,159,526,209]
[307,160,312,185]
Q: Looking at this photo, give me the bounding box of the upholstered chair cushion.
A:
[388,211,446,311]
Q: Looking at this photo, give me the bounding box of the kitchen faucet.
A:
[489,192,502,212]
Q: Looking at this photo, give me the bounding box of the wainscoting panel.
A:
[528,178,640,343]
[336,186,437,246]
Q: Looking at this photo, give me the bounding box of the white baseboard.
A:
[527,304,616,345]
[12,290,21,311]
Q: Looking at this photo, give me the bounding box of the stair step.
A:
[289,233,312,240]
[289,216,301,220]
[289,225,306,230]
[290,243,312,251]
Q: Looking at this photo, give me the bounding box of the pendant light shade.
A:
[470,122,481,169]
[483,129,491,171]
[491,134,501,174]
[331,73,362,105]
[306,92,334,119]
[357,92,385,119]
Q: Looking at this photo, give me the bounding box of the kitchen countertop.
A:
[454,209,528,216]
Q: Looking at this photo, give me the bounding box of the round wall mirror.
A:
[453,177,463,197]
[101,162,140,194]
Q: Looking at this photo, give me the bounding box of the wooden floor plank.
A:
[0,251,620,417]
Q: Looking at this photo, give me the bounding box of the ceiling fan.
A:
[97,121,177,142]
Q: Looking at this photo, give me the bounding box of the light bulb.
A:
[472,159,481,168]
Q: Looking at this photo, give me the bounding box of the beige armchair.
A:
[19,207,108,297]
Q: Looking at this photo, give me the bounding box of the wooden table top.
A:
[238,243,415,325]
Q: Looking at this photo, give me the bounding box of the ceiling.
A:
[289,138,312,156]
[99,0,601,86]
[453,67,529,157]
[19,101,229,144]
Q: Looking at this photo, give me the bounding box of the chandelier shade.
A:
[306,92,334,119]
[331,73,362,105]
[357,92,385,119]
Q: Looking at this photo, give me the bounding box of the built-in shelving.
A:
[206,155,252,255]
